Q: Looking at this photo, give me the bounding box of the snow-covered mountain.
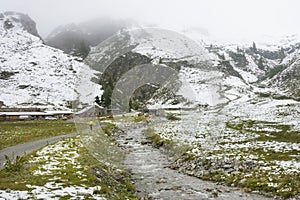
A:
[85,27,299,110]
[208,38,300,100]
[1,12,299,111]
[0,12,101,110]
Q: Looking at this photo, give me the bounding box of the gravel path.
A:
[0,133,77,169]
[117,124,271,200]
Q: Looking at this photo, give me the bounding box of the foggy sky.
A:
[1,0,299,41]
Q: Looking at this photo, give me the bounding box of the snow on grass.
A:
[149,99,300,197]
[29,141,81,175]
[152,96,300,173]
[0,185,104,200]
[0,137,106,199]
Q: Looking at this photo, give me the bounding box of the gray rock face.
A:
[3,11,41,39]
[46,18,135,58]
[4,19,14,29]
[269,59,300,99]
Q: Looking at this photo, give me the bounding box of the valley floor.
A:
[1,98,300,199]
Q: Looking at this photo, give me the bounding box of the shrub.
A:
[166,113,180,121]
[4,155,25,173]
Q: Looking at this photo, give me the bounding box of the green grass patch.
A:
[101,122,121,137]
[143,128,193,161]
[144,128,172,148]
[250,148,300,162]
[166,113,181,121]
[195,159,300,198]
[257,129,300,143]
[132,114,149,123]
[235,171,300,198]
[226,120,300,143]
[0,139,94,190]
[0,120,76,150]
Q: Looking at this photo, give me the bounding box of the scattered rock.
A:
[231,171,241,175]
[141,140,150,145]
[243,188,252,193]
[223,164,233,169]
[208,189,218,198]
[156,178,167,184]
[240,178,247,184]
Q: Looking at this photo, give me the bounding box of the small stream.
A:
[116,124,270,200]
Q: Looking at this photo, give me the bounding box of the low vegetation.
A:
[166,112,181,121]
[143,128,192,161]
[193,119,300,198]
[0,120,76,150]
[200,161,300,199]
[144,128,172,148]
[151,112,300,199]
[132,114,149,123]
[101,122,121,136]
[0,123,137,199]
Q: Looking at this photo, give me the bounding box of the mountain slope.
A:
[85,27,300,110]
[263,49,300,99]
[46,18,135,58]
[85,28,250,109]
[0,12,101,109]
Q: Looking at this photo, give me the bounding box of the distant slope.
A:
[46,17,135,58]
[263,49,300,99]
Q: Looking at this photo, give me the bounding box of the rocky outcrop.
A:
[2,11,41,39]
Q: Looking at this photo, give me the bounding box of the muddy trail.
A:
[116,123,270,200]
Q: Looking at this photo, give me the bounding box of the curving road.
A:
[0,133,77,170]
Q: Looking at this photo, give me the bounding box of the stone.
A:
[238,165,244,171]
[223,164,233,169]
[243,188,252,193]
[258,161,265,166]
[231,171,241,175]
[210,190,218,198]
[226,168,235,174]
[156,178,167,184]
[191,163,196,170]
[240,178,247,184]
[141,140,149,145]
